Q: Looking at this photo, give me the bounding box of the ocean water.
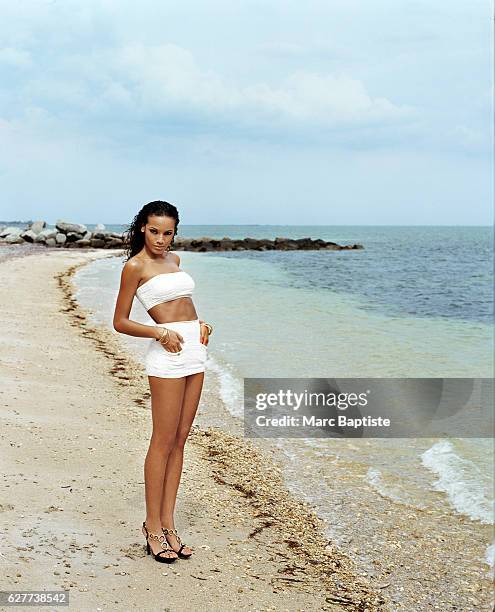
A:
[8,221,493,325]
[71,225,494,569]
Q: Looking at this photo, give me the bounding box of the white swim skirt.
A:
[145,319,208,378]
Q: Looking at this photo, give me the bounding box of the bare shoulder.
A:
[120,256,144,285]
[170,251,181,266]
[124,255,144,271]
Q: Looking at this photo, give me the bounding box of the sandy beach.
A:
[0,247,386,611]
[1,0,492,606]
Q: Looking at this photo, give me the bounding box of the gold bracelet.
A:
[199,320,213,335]
[156,327,169,343]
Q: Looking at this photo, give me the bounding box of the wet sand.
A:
[0,248,384,611]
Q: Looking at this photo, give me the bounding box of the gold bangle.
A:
[156,327,169,343]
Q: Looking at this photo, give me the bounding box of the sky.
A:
[0,0,492,225]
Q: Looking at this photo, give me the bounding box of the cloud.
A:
[0,0,491,224]
[243,70,414,125]
[16,41,415,135]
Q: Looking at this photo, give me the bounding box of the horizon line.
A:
[1,221,493,228]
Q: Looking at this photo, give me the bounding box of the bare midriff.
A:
[148,297,198,324]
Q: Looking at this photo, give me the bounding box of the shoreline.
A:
[62,250,495,611]
[0,249,384,611]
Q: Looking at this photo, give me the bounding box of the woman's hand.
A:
[159,329,184,353]
[199,321,210,346]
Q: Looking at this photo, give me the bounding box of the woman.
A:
[113,200,213,563]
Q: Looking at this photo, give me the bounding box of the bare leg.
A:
[142,375,186,558]
[160,371,205,555]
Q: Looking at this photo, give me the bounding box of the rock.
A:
[4,233,24,244]
[66,232,84,242]
[106,238,124,248]
[0,226,23,238]
[2,221,363,252]
[19,230,38,242]
[170,236,362,251]
[90,238,105,248]
[257,239,275,250]
[55,220,88,234]
[219,239,235,249]
[27,221,46,234]
[34,228,58,242]
[92,231,111,240]
[294,237,315,248]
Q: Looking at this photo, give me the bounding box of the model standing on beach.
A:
[112,200,213,563]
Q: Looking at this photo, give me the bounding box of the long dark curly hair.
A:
[123,201,180,262]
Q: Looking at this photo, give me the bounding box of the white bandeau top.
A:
[135,270,195,312]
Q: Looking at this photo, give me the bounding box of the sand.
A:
[0,248,385,611]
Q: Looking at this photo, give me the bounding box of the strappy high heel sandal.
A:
[162,527,193,559]
[142,521,178,563]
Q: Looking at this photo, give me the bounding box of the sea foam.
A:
[421,440,494,524]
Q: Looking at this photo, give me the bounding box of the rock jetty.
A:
[0,220,363,251]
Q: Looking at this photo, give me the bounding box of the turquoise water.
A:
[77,223,493,324]
[72,225,494,568]
[74,247,493,406]
[8,223,493,322]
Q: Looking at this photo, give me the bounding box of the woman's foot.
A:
[162,526,193,558]
[142,522,178,561]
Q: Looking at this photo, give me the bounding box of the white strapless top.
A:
[135,270,195,312]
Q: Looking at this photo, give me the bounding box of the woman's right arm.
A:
[112,261,160,340]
